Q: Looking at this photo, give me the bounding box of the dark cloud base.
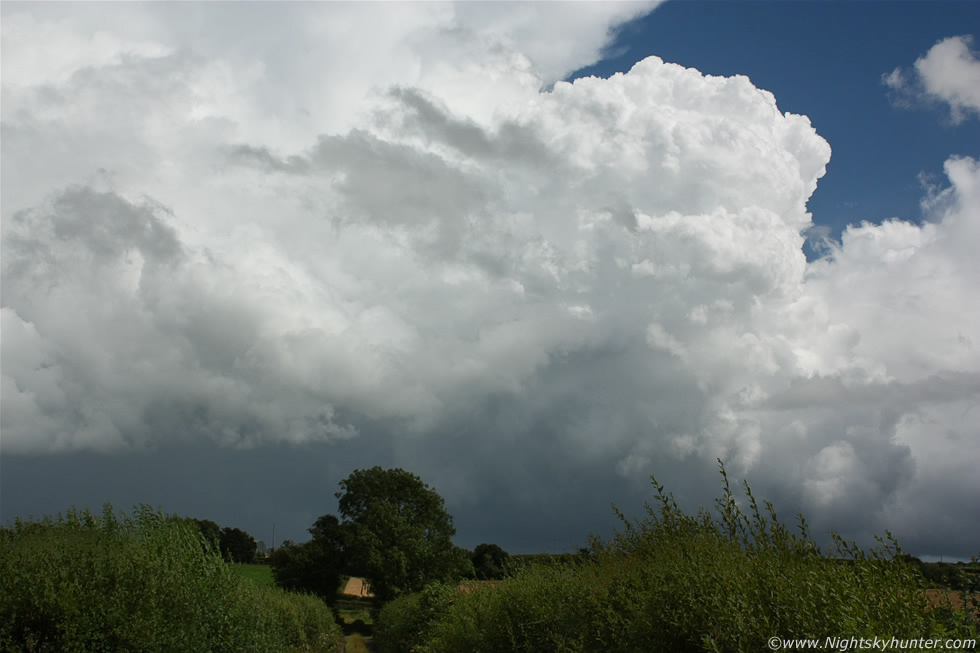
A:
[7,437,973,559]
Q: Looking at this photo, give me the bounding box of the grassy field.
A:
[233,563,275,586]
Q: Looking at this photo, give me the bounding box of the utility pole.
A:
[272,522,276,552]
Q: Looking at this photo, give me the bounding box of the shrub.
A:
[374,582,457,653]
[412,461,977,652]
[425,563,600,652]
[255,585,344,652]
[270,539,344,606]
[0,504,343,652]
[471,543,510,580]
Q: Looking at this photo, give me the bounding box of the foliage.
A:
[220,525,258,564]
[374,583,457,653]
[270,516,347,606]
[190,517,221,551]
[375,461,977,653]
[916,561,979,592]
[336,466,470,601]
[507,552,589,571]
[471,543,510,580]
[0,504,343,652]
[258,587,345,653]
[428,564,601,652]
[336,599,374,628]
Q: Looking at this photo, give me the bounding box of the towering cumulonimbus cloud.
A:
[1,3,977,556]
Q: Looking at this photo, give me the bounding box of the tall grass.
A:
[0,504,343,652]
[375,461,977,653]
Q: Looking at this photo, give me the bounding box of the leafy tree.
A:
[337,466,469,601]
[270,515,347,605]
[190,518,221,551]
[219,526,257,564]
[471,543,510,580]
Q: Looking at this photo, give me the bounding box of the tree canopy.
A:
[189,518,221,551]
[269,467,471,603]
[269,514,348,605]
[336,466,471,601]
[471,543,510,580]
[219,526,257,564]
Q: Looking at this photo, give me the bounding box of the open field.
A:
[925,589,980,616]
[234,563,275,586]
[343,576,374,598]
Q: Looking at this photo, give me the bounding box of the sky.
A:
[2,1,978,561]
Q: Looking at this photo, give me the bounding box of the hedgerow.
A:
[0,504,343,652]
[374,582,457,653]
[374,461,977,652]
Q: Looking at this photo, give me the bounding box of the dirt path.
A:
[342,635,376,653]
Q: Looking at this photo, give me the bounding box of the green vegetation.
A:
[0,505,343,652]
[374,583,457,653]
[903,557,980,593]
[10,464,973,653]
[186,518,260,564]
[235,563,276,587]
[471,542,510,580]
[336,597,374,627]
[190,517,222,551]
[337,466,473,602]
[374,461,978,653]
[218,526,258,564]
[344,633,372,653]
[507,551,590,570]
[336,591,375,639]
[273,467,473,605]
[271,515,348,606]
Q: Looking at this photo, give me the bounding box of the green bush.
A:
[374,582,457,653]
[407,462,977,652]
[256,585,344,652]
[0,504,343,652]
[425,564,601,652]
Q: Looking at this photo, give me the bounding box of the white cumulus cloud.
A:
[884,34,980,122]
[1,3,978,558]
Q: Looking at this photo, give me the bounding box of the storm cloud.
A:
[2,3,977,558]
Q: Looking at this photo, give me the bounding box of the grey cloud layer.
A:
[2,4,977,557]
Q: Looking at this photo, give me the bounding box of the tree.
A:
[337,466,469,601]
[193,519,221,547]
[471,543,510,580]
[219,526,257,563]
[270,514,348,605]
